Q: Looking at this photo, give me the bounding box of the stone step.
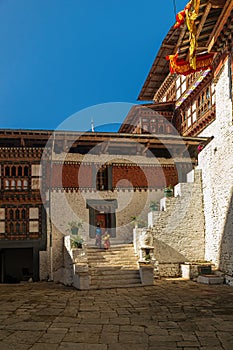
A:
[87,248,134,255]
[88,261,138,265]
[87,254,137,259]
[85,243,141,289]
[87,250,136,255]
[88,258,138,263]
[89,260,138,264]
[87,252,137,257]
[90,270,140,280]
[87,246,136,251]
[87,244,134,249]
[89,265,138,270]
[88,262,138,267]
[197,274,224,285]
[87,253,137,263]
[89,268,140,276]
[89,264,139,270]
[86,249,136,255]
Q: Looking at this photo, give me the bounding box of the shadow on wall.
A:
[153,238,187,263]
[63,243,75,285]
[219,189,233,276]
[52,238,76,286]
[62,237,89,289]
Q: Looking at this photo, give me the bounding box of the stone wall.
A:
[158,263,180,278]
[198,57,233,275]
[151,169,205,264]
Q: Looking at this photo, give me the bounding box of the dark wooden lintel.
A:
[210,0,226,9]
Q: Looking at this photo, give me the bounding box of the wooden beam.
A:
[196,46,209,51]
[196,3,212,38]
[210,0,226,8]
[142,142,150,154]
[175,25,187,54]
[162,44,176,49]
[207,0,233,51]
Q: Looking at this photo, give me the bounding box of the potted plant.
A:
[149,201,159,211]
[71,235,84,249]
[67,220,83,235]
[164,184,173,198]
[144,253,151,262]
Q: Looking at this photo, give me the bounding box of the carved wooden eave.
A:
[207,0,233,52]
[153,73,176,102]
[0,128,210,160]
[0,147,43,160]
[0,129,52,148]
[0,193,43,205]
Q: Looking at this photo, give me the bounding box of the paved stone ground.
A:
[0,279,233,350]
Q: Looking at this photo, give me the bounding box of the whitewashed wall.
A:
[198,57,233,274]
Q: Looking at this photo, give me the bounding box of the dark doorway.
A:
[87,199,117,239]
[96,212,107,231]
[0,248,34,283]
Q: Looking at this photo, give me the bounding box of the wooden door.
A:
[96,213,107,232]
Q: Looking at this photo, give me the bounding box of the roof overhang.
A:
[0,128,211,160]
[138,0,227,101]
[138,25,181,101]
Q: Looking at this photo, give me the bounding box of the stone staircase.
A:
[86,244,142,289]
[134,169,208,278]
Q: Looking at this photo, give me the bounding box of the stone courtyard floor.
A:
[0,279,233,350]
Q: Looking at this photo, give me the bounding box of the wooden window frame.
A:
[0,205,41,239]
[181,84,215,134]
[2,164,30,191]
[96,165,112,191]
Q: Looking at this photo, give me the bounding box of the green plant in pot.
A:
[145,253,151,261]
[164,184,173,197]
[71,235,84,249]
[149,200,159,211]
[67,220,83,235]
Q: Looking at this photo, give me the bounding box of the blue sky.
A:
[0,0,187,131]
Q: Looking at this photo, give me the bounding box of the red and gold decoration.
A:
[167,0,213,75]
[174,1,192,28]
[166,52,214,76]
[186,0,200,69]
